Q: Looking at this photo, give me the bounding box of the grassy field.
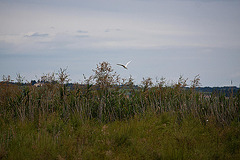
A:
[1,62,240,159]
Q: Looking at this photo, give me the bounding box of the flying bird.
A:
[117,60,132,69]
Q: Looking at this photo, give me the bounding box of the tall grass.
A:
[0,62,240,159]
[1,62,238,125]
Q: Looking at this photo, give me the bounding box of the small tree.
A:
[92,62,119,89]
[191,74,201,89]
[141,77,153,91]
[40,72,56,84]
[2,75,13,83]
[157,77,166,88]
[16,73,25,84]
[176,75,188,88]
[57,67,71,85]
[126,75,134,87]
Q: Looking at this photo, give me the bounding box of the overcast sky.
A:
[0,0,240,86]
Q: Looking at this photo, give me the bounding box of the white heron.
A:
[117,60,132,69]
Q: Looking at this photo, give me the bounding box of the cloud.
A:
[76,30,89,38]
[77,30,88,33]
[105,28,121,32]
[24,32,49,37]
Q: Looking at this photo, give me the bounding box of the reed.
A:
[1,62,239,124]
[0,62,239,159]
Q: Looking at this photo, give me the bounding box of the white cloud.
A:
[1,0,240,52]
[24,32,49,37]
[77,30,88,33]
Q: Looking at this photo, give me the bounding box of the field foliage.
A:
[0,62,240,159]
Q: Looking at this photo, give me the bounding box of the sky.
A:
[0,0,240,87]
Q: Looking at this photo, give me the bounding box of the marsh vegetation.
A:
[0,62,240,159]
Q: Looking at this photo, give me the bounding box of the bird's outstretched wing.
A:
[117,64,124,67]
[125,60,132,67]
[117,63,127,69]
[117,60,132,69]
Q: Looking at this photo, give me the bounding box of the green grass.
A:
[1,113,240,160]
[0,62,240,159]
